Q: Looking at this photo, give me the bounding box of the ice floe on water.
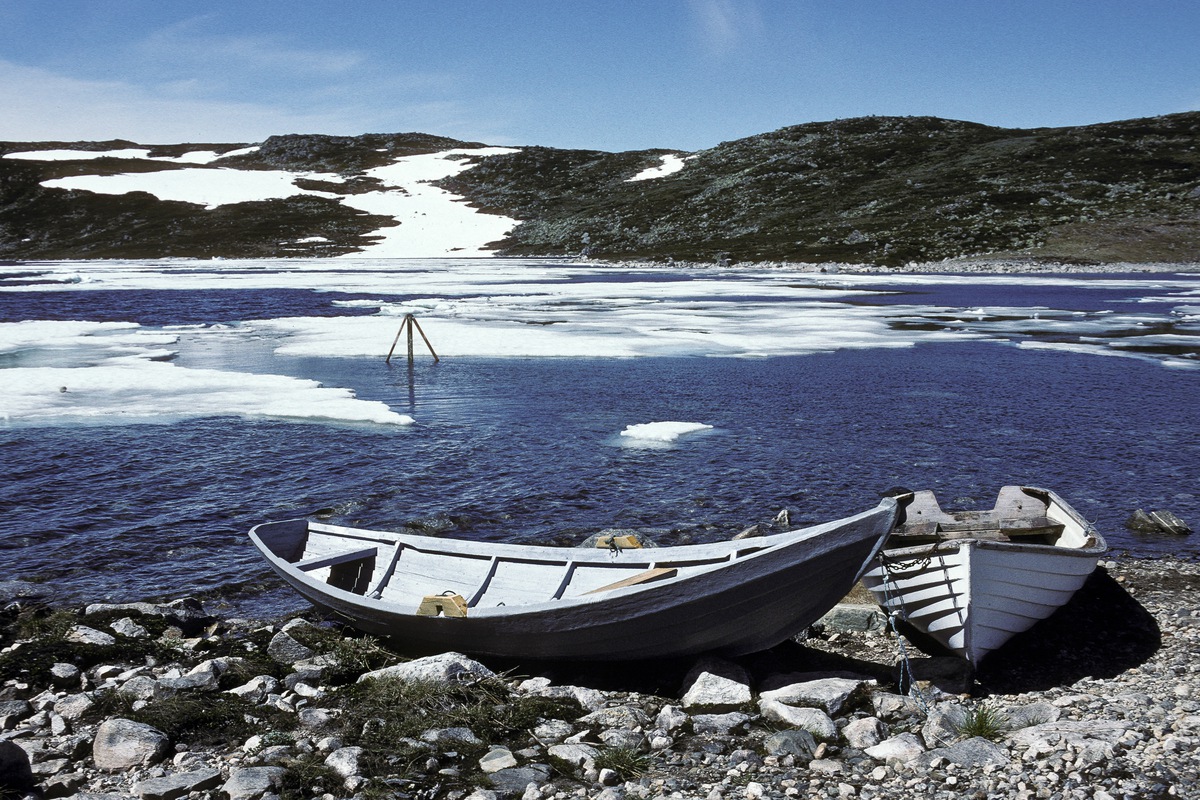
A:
[620,421,714,442]
[0,320,412,428]
[1,259,1197,429]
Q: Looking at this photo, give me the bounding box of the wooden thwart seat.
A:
[295,547,377,572]
[584,567,677,595]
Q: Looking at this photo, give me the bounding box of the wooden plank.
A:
[583,567,678,595]
[296,547,378,572]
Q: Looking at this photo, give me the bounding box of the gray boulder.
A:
[864,732,925,764]
[266,630,316,664]
[819,603,884,631]
[763,729,817,760]
[110,617,150,638]
[488,764,551,795]
[359,651,495,683]
[54,693,94,721]
[325,745,365,779]
[580,705,650,730]
[914,736,1009,768]
[547,743,599,773]
[842,716,887,749]
[221,766,286,800]
[92,718,170,770]
[66,624,117,646]
[655,704,688,732]
[131,767,223,800]
[681,656,752,711]
[758,699,837,740]
[49,662,81,687]
[921,704,966,748]
[0,740,35,795]
[421,727,482,746]
[760,676,871,716]
[479,747,519,773]
[692,711,750,735]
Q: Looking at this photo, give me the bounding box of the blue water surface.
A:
[0,269,1197,617]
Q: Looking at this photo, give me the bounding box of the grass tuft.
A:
[594,746,650,780]
[955,703,1009,741]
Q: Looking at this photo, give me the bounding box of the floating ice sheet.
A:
[620,421,714,441]
[0,320,412,428]
[1,260,1197,431]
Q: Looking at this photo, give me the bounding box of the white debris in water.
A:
[0,320,412,428]
[1,260,1196,429]
[620,421,713,441]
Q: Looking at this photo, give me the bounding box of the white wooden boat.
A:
[249,498,900,661]
[861,486,1107,668]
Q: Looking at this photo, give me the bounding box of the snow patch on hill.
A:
[626,153,687,182]
[27,146,522,258]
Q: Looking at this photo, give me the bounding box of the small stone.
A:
[49,663,81,687]
[66,624,117,646]
[324,746,365,779]
[655,704,689,732]
[760,677,871,716]
[110,617,150,638]
[763,729,817,761]
[864,732,925,764]
[221,766,286,800]
[266,630,316,664]
[758,700,837,740]
[681,657,752,711]
[421,726,482,745]
[92,718,171,770]
[692,712,750,735]
[479,747,519,773]
[132,767,223,800]
[359,651,495,683]
[548,743,599,773]
[53,693,94,721]
[843,716,886,749]
[0,740,35,794]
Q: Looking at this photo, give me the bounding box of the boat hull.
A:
[862,486,1106,667]
[250,499,898,661]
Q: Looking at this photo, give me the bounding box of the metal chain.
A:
[879,561,930,713]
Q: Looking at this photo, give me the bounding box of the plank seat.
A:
[583,567,678,594]
[295,547,378,572]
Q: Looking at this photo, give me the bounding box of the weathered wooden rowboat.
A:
[249,498,900,661]
[861,486,1107,668]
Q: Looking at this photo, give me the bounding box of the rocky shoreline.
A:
[591,257,1200,275]
[2,556,1198,800]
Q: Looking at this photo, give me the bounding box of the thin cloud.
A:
[138,16,365,79]
[688,0,764,57]
[0,60,356,142]
[0,59,516,145]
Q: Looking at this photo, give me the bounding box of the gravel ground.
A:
[1,556,1197,800]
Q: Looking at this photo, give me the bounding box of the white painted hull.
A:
[250,498,899,661]
[862,486,1106,667]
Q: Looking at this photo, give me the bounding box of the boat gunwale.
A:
[877,486,1107,563]
[249,497,899,620]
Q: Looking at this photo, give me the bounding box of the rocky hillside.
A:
[3,114,1200,265]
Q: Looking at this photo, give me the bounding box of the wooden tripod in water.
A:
[386,314,440,365]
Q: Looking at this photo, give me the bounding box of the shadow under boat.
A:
[497,564,1163,698]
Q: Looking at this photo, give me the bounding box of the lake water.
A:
[1,259,1197,617]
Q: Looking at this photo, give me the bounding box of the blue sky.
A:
[1,1,1197,151]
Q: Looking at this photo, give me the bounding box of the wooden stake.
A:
[385,314,440,364]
